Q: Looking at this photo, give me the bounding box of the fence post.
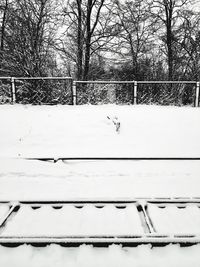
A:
[11,77,16,104]
[72,81,77,105]
[133,81,137,105]
[195,82,200,107]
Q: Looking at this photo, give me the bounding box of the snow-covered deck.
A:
[0,158,200,200]
[1,199,200,245]
[0,104,200,266]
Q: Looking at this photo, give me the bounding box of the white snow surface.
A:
[148,204,200,234]
[0,104,200,158]
[1,104,200,266]
[0,205,9,222]
[1,204,144,236]
[1,244,200,267]
[0,104,200,200]
[0,158,200,200]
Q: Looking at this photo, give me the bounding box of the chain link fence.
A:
[0,77,73,105]
[137,82,197,106]
[0,78,13,104]
[0,78,199,106]
[75,81,135,105]
[74,81,199,107]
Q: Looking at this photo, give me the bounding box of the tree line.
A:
[0,0,200,81]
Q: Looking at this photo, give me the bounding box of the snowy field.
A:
[0,104,200,266]
[0,158,200,199]
[0,104,200,200]
[0,104,200,158]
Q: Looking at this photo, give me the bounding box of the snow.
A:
[0,104,200,265]
[1,204,144,236]
[0,158,200,200]
[148,204,200,234]
[0,104,200,158]
[0,205,9,222]
[1,244,200,267]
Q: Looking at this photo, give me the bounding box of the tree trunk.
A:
[77,0,83,80]
[0,0,8,52]
[165,0,173,80]
[83,0,92,80]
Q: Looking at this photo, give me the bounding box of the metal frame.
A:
[1,198,200,246]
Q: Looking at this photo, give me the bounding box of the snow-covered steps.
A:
[1,199,200,246]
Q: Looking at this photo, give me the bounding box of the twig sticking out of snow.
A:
[107,116,120,134]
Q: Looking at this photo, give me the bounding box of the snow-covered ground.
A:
[0,158,200,200]
[0,244,200,267]
[1,244,200,267]
[0,104,200,266]
[0,104,200,158]
[0,104,200,200]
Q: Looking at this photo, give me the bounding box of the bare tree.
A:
[1,0,58,76]
[113,0,153,80]
[150,0,191,80]
[176,9,200,80]
[59,0,116,80]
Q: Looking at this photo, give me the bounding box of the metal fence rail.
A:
[0,77,199,106]
[0,77,73,105]
[72,80,200,106]
[1,198,200,246]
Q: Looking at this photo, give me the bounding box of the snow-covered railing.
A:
[73,80,137,105]
[1,198,200,246]
[0,77,73,105]
[137,81,200,107]
[74,80,200,106]
[0,77,199,106]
